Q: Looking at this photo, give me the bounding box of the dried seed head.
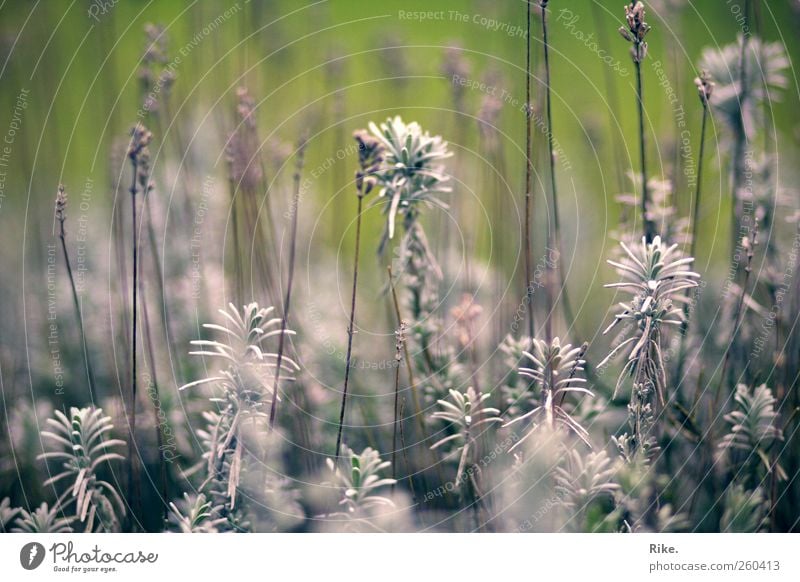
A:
[394,322,406,362]
[55,185,67,224]
[621,1,651,63]
[128,123,152,160]
[143,23,168,65]
[478,71,504,139]
[441,45,471,109]
[376,32,411,81]
[158,68,176,92]
[235,86,257,130]
[441,44,470,81]
[128,124,153,196]
[226,87,264,192]
[137,148,152,191]
[625,2,647,35]
[451,293,482,349]
[353,129,384,197]
[694,70,714,105]
[354,130,383,167]
[479,90,503,124]
[293,132,308,183]
[742,219,760,261]
[139,24,174,115]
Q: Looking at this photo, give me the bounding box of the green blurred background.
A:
[1,0,797,298]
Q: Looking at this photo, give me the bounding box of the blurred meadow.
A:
[0,0,799,533]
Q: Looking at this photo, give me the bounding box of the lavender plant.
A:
[504,338,592,449]
[614,458,689,532]
[38,407,126,532]
[181,303,298,508]
[11,503,74,533]
[498,334,535,418]
[555,449,620,532]
[719,383,786,484]
[367,116,452,253]
[322,445,396,530]
[0,497,20,532]
[182,410,247,531]
[168,492,226,533]
[600,236,699,458]
[720,484,769,533]
[3,4,800,537]
[431,386,501,485]
[699,35,788,258]
[699,36,788,145]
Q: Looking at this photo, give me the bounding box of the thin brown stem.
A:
[228,170,244,306]
[55,189,97,403]
[591,1,626,196]
[675,103,709,385]
[397,396,420,516]
[138,274,168,524]
[540,1,575,340]
[391,324,403,488]
[731,0,750,263]
[112,190,132,391]
[388,266,422,420]
[713,223,758,413]
[524,0,535,339]
[127,153,141,530]
[334,195,364,462]
[143,190,183,386]
[386,266,440,493]
[269,137,306,431]
[634,57,654,242]
[689,105,709,263]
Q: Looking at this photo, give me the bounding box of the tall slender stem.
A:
[731,1,750,270]
[391,324,403,488]
[397,396,420,516]
[334,195,364,462]
[269,138,305,430]
[138,275,168,524]
[112,189,132,391]
[634,57,654,241]
[713,223,757,413]
[541,1,554,342]
[591,1,626,196]
[387,267,422,421]
[55,188,97,403]
[228,171,243,306]
[540,1,574,340]
[144,190,183,386]
[524,0,535,339]
[690,106,708,262]
[128,154,141,529]
[387,266,440,492]
[675,103,709,386]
